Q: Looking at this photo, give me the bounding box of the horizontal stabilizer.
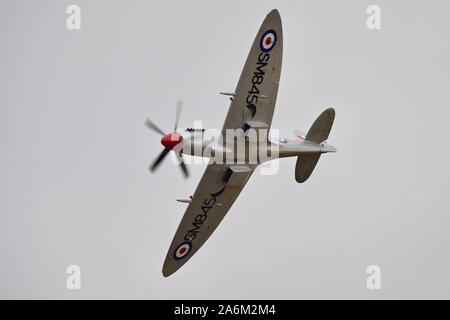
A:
[294,108,336,183]
[295,154,321,183]
[305,108,335,143]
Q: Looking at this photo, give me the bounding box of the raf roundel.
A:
[260,29,277,52]
[173,241,192,260]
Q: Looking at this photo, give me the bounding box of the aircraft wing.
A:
[222,9,282,135]
[162,9,282,276]
[162,163,257,277]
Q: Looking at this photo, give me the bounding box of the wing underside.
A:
[162,164,256,276]
[222,9,282,135]
[162,9,283,276]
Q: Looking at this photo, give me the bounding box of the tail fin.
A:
[295,108,335,183]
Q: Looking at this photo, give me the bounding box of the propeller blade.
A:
[174,100,183,131]
[149,148,171,172]
[145,118,166,136]
[176,152,189,178]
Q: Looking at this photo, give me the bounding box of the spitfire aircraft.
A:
[145,9,336,277]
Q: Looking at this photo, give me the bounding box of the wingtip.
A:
[162,260,178,278]
[325,107,336,114]
[162,267,173,278]
[268,8,280,16]
[265,9,282,30]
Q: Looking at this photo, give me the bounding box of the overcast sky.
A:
[1,0,450,299]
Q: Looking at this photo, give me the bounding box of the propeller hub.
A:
[161,132,183,149]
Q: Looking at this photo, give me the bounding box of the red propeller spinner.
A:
[161,132,183,150]
[145,100,189,178]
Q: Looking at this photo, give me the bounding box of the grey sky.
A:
[1,0,450,299]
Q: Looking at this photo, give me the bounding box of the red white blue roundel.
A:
[260,29,277,52]
[173,241,192,260]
